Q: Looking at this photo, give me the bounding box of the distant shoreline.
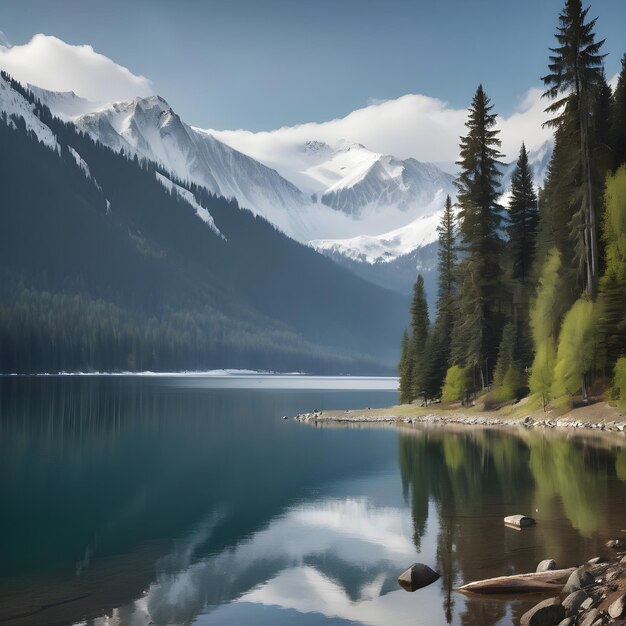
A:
[294,399,626,433]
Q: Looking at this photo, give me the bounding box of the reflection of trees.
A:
[398,427,625,626]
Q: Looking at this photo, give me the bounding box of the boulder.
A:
[609,593,626,619]
[520,598,565,626]
[562,567,594,594]
[562,590,589,615]
[537,559,558,572]
[397,563,440,592]
[504,514,536,528]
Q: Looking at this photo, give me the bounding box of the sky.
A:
[1,0,625,133]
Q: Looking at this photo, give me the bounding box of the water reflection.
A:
[2,377,626,626]
[398,426,626,625]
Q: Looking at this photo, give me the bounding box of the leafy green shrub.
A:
[442,365,469,403]
[551,298,596,401]
[610,357,626,409]
[529,249,563,408]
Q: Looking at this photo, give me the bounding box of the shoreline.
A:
[294,399,626,433]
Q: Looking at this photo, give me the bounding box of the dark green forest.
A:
[399,0,626,411]
[0,73,410,374]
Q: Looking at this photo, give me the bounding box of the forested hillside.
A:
[0,73,409,374]
[399,0,626,410]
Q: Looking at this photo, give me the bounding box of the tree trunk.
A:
[457,568,576,595]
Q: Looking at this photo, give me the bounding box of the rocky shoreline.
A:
[293,401,626,433]
[515,549,626,625]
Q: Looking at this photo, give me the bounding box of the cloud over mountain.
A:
[0,33,152,102]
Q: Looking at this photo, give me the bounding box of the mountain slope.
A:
[0,74,409,373]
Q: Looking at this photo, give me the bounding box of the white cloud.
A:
[209,87,553,172]
[0,33,152,102]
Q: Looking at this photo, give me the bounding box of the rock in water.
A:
[609,592,626,618]
[520,597,565,626]
[504,514,535,528]
[562,568,594,594]
[537,559,557,572]
[606,538,626,549]
[397,563,440,592]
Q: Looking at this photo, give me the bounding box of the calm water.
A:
[2,376,626,626]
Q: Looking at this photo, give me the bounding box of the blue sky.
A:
[1,0,625,131]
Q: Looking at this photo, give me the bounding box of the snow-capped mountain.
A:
[33,86,457,257]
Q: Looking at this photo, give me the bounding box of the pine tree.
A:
[398,329,413,404]
[508,143,539,283]
[542,0,606,299]
[507,143,539,368]
[425,195,457,397]
[409,275,430,400]
[451,85,504,388]
[612,54,626,169]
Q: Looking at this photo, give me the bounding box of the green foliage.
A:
[610,357,626,409]
[529,249,563,406]
[442,365,469,403]
[599,166,626,368]
[491,322,525,403]
[551,298,597,401]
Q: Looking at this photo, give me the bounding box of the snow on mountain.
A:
[155,171,224,239]
[311,193,448,263]
[0,74,58,149]
[29,84,103,120]
[63,96,326,239]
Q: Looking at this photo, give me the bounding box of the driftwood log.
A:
[457,567,576,595]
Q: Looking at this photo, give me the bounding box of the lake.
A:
[2,375,626,626]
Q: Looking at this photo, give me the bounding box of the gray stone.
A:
[577,609,601,626]
[607,538,626,549]
[520,598,565,626]
[580,597,595,610]
[537,559,558,572]
[504,514,536,527]
[563,567,595,594]
[397,563,440,592]
[587,557,603,565]
[562,590,589,615]
[609,593,626,619]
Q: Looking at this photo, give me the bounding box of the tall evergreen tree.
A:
[612,53,626,169]
[542,0,606,299]
[410,275,430,399]
[425,195,457,397]
[505,143,539,369]
[451,85,504,388]
[398,329,413,404]
[508,143,539,284]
